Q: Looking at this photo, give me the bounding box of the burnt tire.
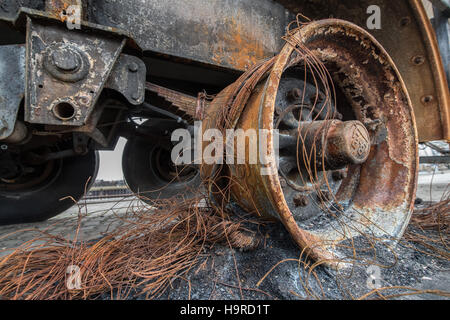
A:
[122,137,201,202]
[0,150,99,225]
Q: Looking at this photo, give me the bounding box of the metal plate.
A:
[25,16,125,126]
[87,0,449,142]
[105,54,146,105]
[0,44,25,140]
[87,0,293,71]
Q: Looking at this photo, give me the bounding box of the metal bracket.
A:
[25,16,126,126]
[0,45,25,140]
[105,54,146,105]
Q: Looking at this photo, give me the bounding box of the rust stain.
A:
[46,0,76,23]
[212,17,268,71]
[353,142,408,210]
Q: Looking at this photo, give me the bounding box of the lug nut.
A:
[128,62,139,73]
[287,88,301,102]
[332,170,347,181]
[293,194,309,207]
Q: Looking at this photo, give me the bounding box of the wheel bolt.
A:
[287,88,301,102]
[128,62,139,72]
[293,194,309,207]
[332,170,347,181]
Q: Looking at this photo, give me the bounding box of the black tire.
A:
[0,150,99,225]
[122,137,201,202]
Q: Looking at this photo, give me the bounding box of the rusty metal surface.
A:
[45,0,81,15]
[25,16,125,126]
[410,1,450,142]
[105,54,146,105]
[0,45,25,140]
[86,0,292,71]
[203,20,419,265]
[84,0,449,142]
[273,0,449,143]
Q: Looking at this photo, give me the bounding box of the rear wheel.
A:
[122,135,201,202]
[0,149,99,225]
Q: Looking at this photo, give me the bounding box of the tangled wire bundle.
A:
[0,196,259,300]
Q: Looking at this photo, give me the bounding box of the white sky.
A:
[97,137,127,181]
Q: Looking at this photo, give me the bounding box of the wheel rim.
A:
[123,136,201,201]
[203,19,419,265]
[0,147,63,196]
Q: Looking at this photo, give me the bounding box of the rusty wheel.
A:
[202,20,418,266]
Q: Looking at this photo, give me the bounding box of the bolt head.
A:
[293,194,309,207]
[128,62,139,73]
[131,91,141,101]
[0,144,8,151]
[287,88,301,102]
[51,48,80,72]
[332,170,347,181]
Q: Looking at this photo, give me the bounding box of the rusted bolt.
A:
[332,170,347,181]
[421,95,434,104]
[411,55,425,66]
[128,62,139,73]
[293,194,309,207]
[365,105,381,120]
[51,48,80,72]
[287,88,302,102]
